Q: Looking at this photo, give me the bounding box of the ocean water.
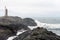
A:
[33,17,60,36]
[48,29,60,36]
[28,20,60,36]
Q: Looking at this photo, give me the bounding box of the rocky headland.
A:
[0,16,60,40]
[0,16,37,40]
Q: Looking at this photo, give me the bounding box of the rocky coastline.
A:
[0,16,60,40]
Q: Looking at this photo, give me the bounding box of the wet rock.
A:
[0,23,30,34]
[13,30,31,40]
[13,27,60,40]
[0,23,30,40]
[0,28,15,40]
[6,23,30,31]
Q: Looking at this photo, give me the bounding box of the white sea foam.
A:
[7,29,26,40]
[16,29,27,35]
[35,20,60,29]
[28,20,48,30]
[7,36,17,40]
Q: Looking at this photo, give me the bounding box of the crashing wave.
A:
[28,20,60,36]
[34,20,60,29]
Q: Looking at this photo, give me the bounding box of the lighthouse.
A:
[5,6,8,17]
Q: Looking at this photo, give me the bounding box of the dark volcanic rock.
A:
[0,22,30,40]
[13,27,60,40]
[6,23,30,31]
[0,16,22,40]
[0,23,30,34]
[0,16,22,25]
[0,27,16,40]
[0,16,30,31]
[13,31,31,40]
[22,18,37,26]
[0,16,37,40]
[0,17,37,26]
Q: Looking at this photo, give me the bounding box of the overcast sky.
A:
[0,0,60,18]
